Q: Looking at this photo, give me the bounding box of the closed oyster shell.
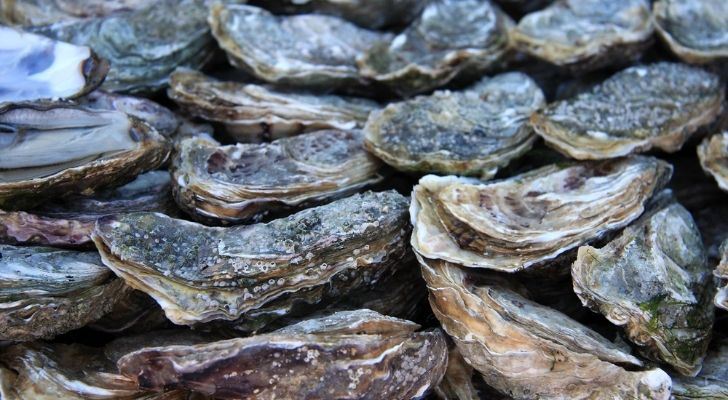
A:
[419,256,672,400]
[411,156,672,271]
[79,91,181,137]
[654,0,728,64]
[0,0,148,26]
[572,193,714,376]
[511,0,654,71]
[530,62,724,160]
[698,132,728,193]
[167,69,377,142]
[715,240,728,310]
[171,131,382,224]
[671,338,728,399]
[357,0,511,97]
[0,26,107,104]
[0,244,128,341]
[363,72,545,178]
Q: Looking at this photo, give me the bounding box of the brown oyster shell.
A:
[653,0,728,64]
[433,347,479,400]
[698,132,728,193]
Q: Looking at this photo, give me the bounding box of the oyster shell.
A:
[116,310,448,399]
[653,0,728,64]
[172,131,382,224]
[89,289,171,334]
[209,3,388,90]
[91,191,411,327]
[419,256,672,400]
[0,104,170,209]
[0,0,148,26]
[511,0,654,71]
[572,193,714,376]
[31,0,213,93]
[672,338,728,399]
[167,69,377,142]
[79,91,181,137]
[434,347,479,400]
[715,240,728,311]
[363,72,545,178]
[698,132,728,193]
[531,63,724,160]
[411,156,672,271]
[0,244,127,341]
[0,26,107,104]
[357,0,512,97]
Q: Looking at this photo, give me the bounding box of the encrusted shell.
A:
[715,239,728,310]
[671,338,728,399]
[697,132,728,193]
[653,0,728,64]
[0,0,149,26]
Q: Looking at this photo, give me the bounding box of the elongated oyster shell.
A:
[672,338,728,399]
[419,256,672,400]
[168,69,377,142]
[92,191,411,327]
[698,132,728,193]
[209,3,388,90]
[0,26,107,104]
[531,62,724,160]
[0,0,148,26]
[31,0,213,93]
[715,240,728,310]
[572,193,714,376]
[0,244,127,341]
[411,156,671,271]
[363,72,544,178]
[79,91,181,137]
[357,0,511,97]
[511,0,653,71]
[117,310,448,399]
[0,104,170,209]
[654,0,728,64]
[172,131,382,224]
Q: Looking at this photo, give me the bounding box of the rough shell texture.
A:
[78,91,181,137]
[653,0,728,64]
[697,132,728,193]
[363,72,545,178]
[433,347,479,400]
[171,131,382,225]
[715,240,728,311]
[411,156,672,271]
[0,0,149,26]
[671,338,728,399]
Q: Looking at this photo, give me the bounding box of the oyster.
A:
[92,191,411,327]
[672,338,728,399]
[572,193,714,376]
[0,104,170,209]
[0,244,127,341]
[698,132,728,193]
[116,310,448,399]
[411,156,671,271]
[172,131,382,224]
[434,347,479,400]
[511,0,654,71]
[653,0,728,64]
[209,3,388,90]
[79,91,181,137]
[357,0,511,97]
[31,0,213,93]
[531,63,724,160]
[419,256,672,399]
[89,289,171,334]
[363,72,545,178]
[167,69,377,142]
[0,0,148,26]
[715,240,728,311]
[0,26,107,104]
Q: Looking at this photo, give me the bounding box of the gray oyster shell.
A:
[357,0,512,97]
[91,191,412,328]
[654,0,728,64]
[0,244,128,341]
[411,156,672,271]
[30,0,214,93]
[672,338,728,399]
[511,0,654,71]
[0,0,149,26]
[363,72,545,178]
[0,26,107,104]
[167,69,377,142]
[171,131,382,225]
[78,91,181,137]
[531,63,724,160]
[715,240,728,311]
[698,132,728,193]
[209,3,389,90]
[572,193,714,376]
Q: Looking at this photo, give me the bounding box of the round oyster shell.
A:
[363,72,545,178]
[653,0,728,64]
[531,62,724,160]
[572,193,715,376]
[357,0,512,97]
[511,0,654,71]
[171,131,382,224]
[167,69,377,142]
[209,3,388,90]
[0,103,171,210]
[91,191,412,327]
[116,310,448,399]
[0,244,128,341]
[715,240,728,310]
[419,256,672,400]
[78,91,181,137]
[411,156,672,271]
[698,132,728,193]
[0,0,149,26]
[0,26,108,104]
[671,338,728,399]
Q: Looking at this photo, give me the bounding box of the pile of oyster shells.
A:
[0,0,726,399]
